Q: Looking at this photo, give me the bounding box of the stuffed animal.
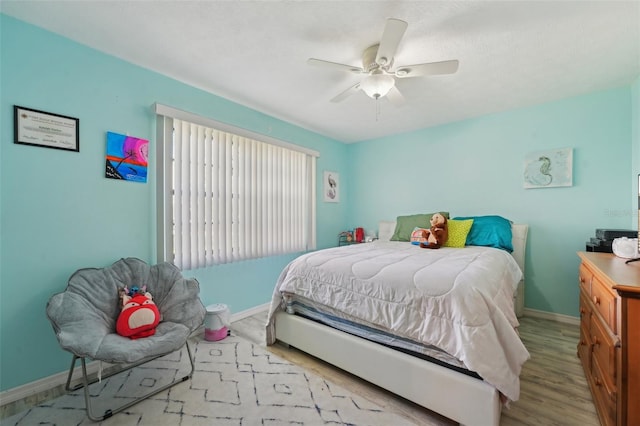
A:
[418,213,449,249]
[116,287,160,339]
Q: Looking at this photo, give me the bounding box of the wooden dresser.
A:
[577,252,640,426]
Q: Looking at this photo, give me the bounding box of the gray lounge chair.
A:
[46,257,206,421]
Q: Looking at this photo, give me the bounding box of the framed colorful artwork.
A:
[105,131,149,183]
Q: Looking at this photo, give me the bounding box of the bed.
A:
[266,216,529,426]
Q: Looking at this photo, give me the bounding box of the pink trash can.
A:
[204,303,230,341]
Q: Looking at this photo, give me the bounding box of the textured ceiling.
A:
[2,1,639,143]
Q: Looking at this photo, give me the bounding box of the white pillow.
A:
[378,221,397,242]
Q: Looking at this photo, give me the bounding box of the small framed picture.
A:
[14,105,79,152]
[523,147,572,189]
[323,171,340,203]
[105,131,149,183]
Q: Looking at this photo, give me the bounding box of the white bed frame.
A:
[273,224,528,426]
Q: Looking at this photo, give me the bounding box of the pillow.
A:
[453,215,514,252]
[443,219,474,248]
[390,212,450,242]
[378,221,397,242]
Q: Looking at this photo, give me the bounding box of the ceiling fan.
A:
[308,18,459,105]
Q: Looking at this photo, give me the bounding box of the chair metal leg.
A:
[65,341,195,421]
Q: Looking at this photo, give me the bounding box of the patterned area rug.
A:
[1,335,414,425]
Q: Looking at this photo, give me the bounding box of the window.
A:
[155,104,317,269]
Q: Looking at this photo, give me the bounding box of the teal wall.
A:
[347,86,636,318]
[0,15,347,392]
[0,14,637,394]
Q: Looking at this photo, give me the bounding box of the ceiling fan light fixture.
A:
[308,18,458,105]
[361,71,395,99]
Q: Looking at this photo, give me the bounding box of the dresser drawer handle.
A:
[593,336,600,346]
[592,295,600,305]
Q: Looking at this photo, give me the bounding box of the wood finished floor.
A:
[232,311,599,426]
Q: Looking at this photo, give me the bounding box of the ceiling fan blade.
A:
[375,18,408,67]
[307,58,364,74]
[330,82,362,103]
[394,59,459,78]
[386,85,405,106]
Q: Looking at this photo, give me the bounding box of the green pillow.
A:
[444,219,474,248]
[390,212,450,242]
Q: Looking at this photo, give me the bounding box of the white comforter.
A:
[266,241,530,401]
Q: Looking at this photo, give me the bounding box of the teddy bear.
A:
[418,213,448,249]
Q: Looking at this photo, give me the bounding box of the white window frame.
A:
[155,103,317,269]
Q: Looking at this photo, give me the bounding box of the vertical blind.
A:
[156,105,317,270]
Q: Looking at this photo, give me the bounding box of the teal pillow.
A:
[391,212,450,242]
[443,219,474,248]
[453,215,513,252]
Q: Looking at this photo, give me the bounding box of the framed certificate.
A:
[14,105,79,152]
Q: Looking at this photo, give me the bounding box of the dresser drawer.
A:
[590,312,619,387]
[579,290,591,335]
[590,275,617,333]
[591,356,617,426]
[579,263,592,295]
[577,323,591,371]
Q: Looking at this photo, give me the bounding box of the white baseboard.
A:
[0,302,272,409]
[523,307,580,326]
[0,358,109,407]
[231,302,270,321]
